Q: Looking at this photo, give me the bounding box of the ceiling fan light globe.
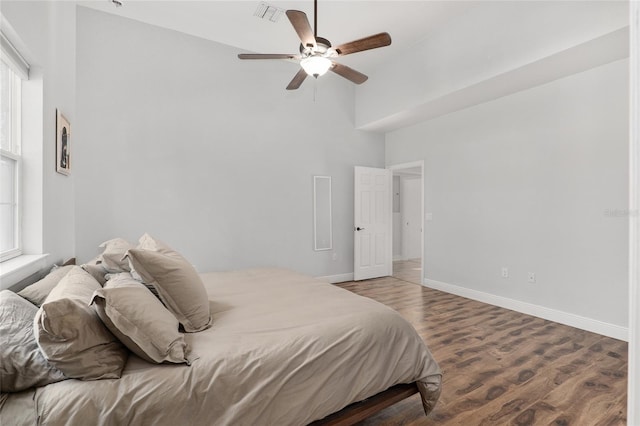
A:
[300,56,331,77]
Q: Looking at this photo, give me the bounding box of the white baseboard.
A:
[393,255,406,261]
[423,278,629,342]
[316,273,354,284]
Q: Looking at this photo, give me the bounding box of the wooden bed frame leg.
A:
[309,383,420,426]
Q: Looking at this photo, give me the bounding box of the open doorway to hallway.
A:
[390,164,423,285]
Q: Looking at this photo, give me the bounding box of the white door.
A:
[354,166,391,280]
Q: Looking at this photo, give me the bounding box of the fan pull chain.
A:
[313,78,317,102]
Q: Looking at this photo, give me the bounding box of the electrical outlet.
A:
[528,272,536,283]
[332,252,338,261]
[501,267,509,278]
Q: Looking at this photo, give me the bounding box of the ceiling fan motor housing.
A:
[299,36,333,57]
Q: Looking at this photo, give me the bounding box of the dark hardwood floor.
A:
[336,276,628,425]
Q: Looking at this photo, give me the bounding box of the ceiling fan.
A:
[238,0,391,90]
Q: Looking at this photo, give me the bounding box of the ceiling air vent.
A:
[254,2,285,23]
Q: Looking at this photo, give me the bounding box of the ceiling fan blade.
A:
[286,10,316,48]
[334,32,392,56]
[286,68,308,90]
[238,53,298,60]
[330,62,368,85]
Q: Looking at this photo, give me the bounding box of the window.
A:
[0,33,28,262]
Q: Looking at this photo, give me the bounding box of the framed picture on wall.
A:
[56,109,70,175]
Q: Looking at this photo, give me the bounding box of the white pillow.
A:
[99,238,134,273]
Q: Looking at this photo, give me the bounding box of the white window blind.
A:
[0,32,28,80]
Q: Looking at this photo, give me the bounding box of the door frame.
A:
[387,161,425,284]
[628,0,639,422]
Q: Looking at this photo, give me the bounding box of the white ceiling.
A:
[79,0,479,73]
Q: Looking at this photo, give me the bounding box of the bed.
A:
[1,264,441,425]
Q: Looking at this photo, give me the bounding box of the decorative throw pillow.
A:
[91,274,196,365]
[126,249,212,332]
[0,290,66,392]
[34,267,128,380]
[99,238,134,273]
[17,265,74,306]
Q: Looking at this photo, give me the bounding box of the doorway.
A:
[388,162,424,285]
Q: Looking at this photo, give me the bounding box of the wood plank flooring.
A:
[336,274,628,425]
[392,258,422,284]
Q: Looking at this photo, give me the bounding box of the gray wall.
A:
[75,7,384,277]
[1,1,76,265]
[386,58,629,328]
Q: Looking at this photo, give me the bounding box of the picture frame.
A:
[56,109,70,175]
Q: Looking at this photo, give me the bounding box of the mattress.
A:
[0,268,441,425]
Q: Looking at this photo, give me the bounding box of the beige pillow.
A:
[91,274,196,364]
[137,233,179,257]
[17,265,74,306]
[34,267,128,380]
[99,238,134,273]
[81,263,108,286]
[0,290,66,392]
[129,233,182,284]
[126,249,212,332]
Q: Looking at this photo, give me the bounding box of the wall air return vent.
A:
[254,2,285,22]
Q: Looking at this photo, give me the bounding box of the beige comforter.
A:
[1,268,441,425]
